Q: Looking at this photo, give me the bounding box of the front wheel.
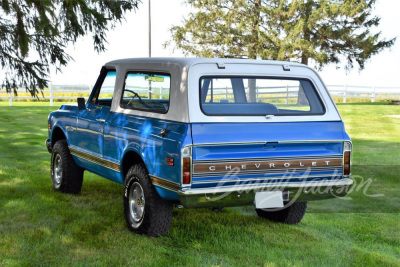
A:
[256,202,307,225]
[123,164,173,237]
[51,140,83,194]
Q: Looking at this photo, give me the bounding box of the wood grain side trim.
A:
[149,175,180,191]
[69,147,120,172]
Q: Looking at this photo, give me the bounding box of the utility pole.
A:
[148,0,151,57]
[148,0,152,98]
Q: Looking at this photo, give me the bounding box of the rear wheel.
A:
[51,140,84,194]
[256,202,307,225]
[123,164,173,237]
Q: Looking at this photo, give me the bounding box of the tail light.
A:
[181,146,192,186]
[343,142,352,176]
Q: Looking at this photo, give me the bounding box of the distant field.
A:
[0,91,89,102]
[1,89,399,104]
[0,102,399,266]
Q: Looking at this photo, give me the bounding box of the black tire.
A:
[51,140,84,194]
[123,164,173,237]
[256,202,307,225]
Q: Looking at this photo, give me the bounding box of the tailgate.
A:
[190,121,346,188]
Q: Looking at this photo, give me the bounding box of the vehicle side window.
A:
[90,70,116,107]
[120,72,171,114]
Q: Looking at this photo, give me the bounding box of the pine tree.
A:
[167,0,395,71]
[0,0,139,96]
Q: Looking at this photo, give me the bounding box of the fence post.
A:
[9,91,12,106]
[50,83,54,106]
[225,86,228,100]
[286,85,289,105]
[343,85,347,103]
[372,87,376,103]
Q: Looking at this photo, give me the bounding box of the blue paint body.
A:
[48,105,350,202]
[49,103,191,201]
[190,122,347,188]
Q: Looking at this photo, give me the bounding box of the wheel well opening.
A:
[121,151,146,179]
[52,127,66,147]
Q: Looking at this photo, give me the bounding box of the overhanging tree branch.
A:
[0,0,140,96]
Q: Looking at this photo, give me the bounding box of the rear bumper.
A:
[178,178,353,208]
[45,139,51,153]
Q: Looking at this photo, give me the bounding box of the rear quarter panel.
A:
[104,112,192,200]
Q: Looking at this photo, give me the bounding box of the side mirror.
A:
[77,97,86,110]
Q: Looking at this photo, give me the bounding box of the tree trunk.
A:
[297,0,312,106]
[300,0,312,66]
[248,0,261,102]
[249,0,261,59]
[301,53,308,65]
[248,79,257,102]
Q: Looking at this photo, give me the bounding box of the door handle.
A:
[160,128,168,137]
[96,119,106,123]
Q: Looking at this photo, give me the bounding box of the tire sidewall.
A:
[50,140,84,194]
[124,174,146,230]
[51,145,63,190]
[123,165,173,236]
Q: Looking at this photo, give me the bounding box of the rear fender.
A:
[121,145,180,201]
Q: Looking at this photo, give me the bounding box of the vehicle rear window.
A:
[200,77,325,116]
[121,72,171,114]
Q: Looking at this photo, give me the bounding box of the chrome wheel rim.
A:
[54,154,62,187]
[129,182,145,228]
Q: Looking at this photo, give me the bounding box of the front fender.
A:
[48,108,78,147]
[50,122,70,146]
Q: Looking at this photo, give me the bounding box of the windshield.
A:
[200,77,325,116]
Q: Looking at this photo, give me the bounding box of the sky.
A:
[50,0,400,88]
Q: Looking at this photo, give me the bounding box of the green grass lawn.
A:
[0,102,399,266]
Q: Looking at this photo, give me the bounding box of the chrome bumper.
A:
[45,139,51,153]
[178,178,354,208]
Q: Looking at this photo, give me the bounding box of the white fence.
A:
[0,84,92,106]
[1,84,400,106]
[327,85,400,103]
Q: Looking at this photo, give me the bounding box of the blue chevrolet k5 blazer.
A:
[46,58,353,236]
